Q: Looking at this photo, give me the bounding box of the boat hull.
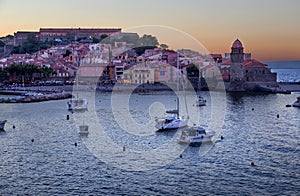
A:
[179,136,214,146]
[292,102,300,107]
[0,120,7,131]
[155,118,188,131]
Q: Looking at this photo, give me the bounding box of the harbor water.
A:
[0,90,299,195]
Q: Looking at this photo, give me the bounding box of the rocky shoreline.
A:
[0,91,72,103]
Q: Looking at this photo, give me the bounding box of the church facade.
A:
[222,39,278,91]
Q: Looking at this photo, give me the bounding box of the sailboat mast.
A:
[198,65,201,96]
[176,52,180,117]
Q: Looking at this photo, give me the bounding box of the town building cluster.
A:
[0,27,278,91]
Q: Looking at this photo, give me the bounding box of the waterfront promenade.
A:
[0,82,299,103]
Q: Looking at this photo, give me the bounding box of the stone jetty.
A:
[0,91,72,103]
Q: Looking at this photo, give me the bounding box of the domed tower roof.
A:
[232,39,243,49]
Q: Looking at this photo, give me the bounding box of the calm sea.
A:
[267,60,300,82]
[0,89,299,195]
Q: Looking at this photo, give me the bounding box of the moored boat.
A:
[178,126,215,146]
[196,96,206,107]
[67,98,88,111]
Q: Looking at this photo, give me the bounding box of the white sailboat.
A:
[155,52,188,131]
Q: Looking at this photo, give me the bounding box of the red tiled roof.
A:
[210,54,222,59]
[244,59,267,68]
[221,59,267,68]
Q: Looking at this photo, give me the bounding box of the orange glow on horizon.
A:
[0,0,299,62]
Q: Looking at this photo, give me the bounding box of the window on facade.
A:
[160,71,165,76]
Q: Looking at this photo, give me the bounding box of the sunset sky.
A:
[0,0,299,61]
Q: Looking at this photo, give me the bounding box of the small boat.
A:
[67,98,88,111]
[292,96,300,107]
[195,67,206,107]
[78,125,89,135]
[178,126,215,146]
[196,96,206,107]
[0,120,7,131]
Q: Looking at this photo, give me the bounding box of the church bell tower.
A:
[229,39,245,91]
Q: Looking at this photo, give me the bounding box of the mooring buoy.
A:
[251,161,255,166]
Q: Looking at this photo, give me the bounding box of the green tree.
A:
[39,66,56,78]
[120,34,139,46]
[159,44,168,50]
[92,37,100,43]
[0,40,5,47]
[100,34,108,41]
[186,64,199,77]
[24,64,39,81]
[138,34,159,47]
[6,64,23,81]
[0,67,8,81]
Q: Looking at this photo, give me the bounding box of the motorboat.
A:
[292,96,300,107]
[155,109,188,131]
[67,98,88,111]
[178,126,215,146]
[196,96,206,107]
[78,125,89,135]
[0,120,7,131]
